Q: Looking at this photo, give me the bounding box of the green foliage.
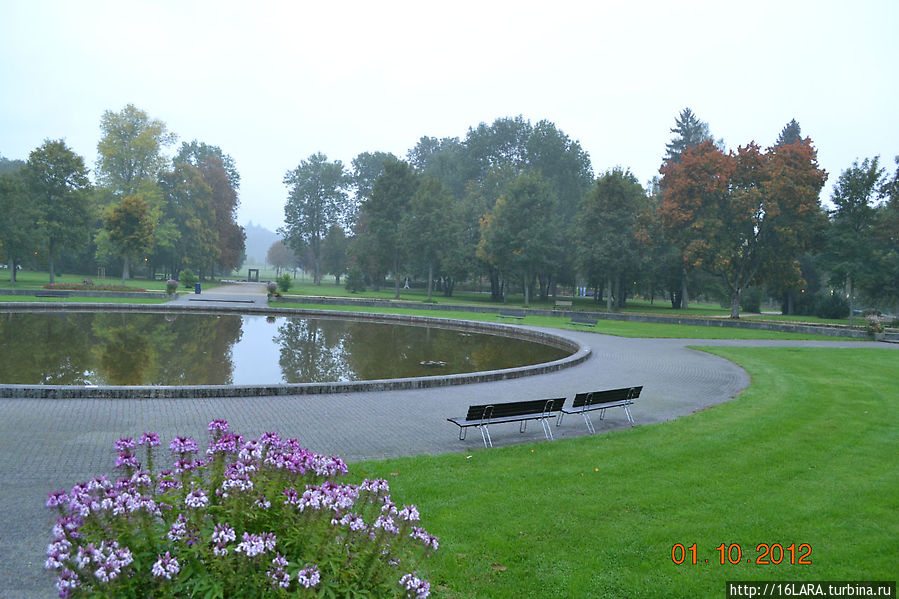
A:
[179,268,197,289]
[345,267,366,293]
[815,292,850,319]
[276,273,292,293]
[96,103,176,196]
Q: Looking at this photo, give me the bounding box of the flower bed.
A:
[45,420,435,598]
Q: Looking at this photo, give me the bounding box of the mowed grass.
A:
[269,301,856,341]
[348,348,898,598]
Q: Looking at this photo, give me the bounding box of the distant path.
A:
[166,281,268,308]
[0,320,894,597]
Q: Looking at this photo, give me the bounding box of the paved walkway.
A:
[1,289,894,597]
[167,281,269,308]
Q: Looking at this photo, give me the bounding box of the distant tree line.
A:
[279,111,899,318]
[0,104,245,284]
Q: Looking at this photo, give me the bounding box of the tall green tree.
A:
[175,142,245,273]
[664,107,717,165]
[159,163,218,277]
[24,139,92,283]
[402,177,455,301]
[823,156,886,323]
[281,153,350,284]
[776,119,806,146]
[477,172,557,306]
[321,225,349,285]
[576,169,645,310]
[0,169,39,282]
[870,157,899,302]
[362,158,419,298]
[104,195,155,283]
[96,104,176,196]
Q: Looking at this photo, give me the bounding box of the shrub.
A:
[739,288,762,314]
[814,293,850,319]
[345,268,366,293]
[179,269,197,289]
[277,274,292,293]
[44,420,436,598]
[165,279,179,295]
[266,281,278,297]
[865,315,885,336]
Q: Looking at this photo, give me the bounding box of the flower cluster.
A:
[45,419,436,598]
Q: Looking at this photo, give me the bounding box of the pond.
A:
[0,311,571,386]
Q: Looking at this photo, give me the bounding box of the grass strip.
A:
[269,301,856,340]
[349,348,898,598]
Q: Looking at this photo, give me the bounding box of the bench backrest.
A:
[465,398,566,422]
[572,386,642,408]
[571,314,597,323]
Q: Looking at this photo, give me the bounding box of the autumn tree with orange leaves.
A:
[659,139,827,318]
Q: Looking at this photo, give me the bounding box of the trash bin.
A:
[194,282,201,294]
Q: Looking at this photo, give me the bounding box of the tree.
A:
[402,177,455,301]
[321,225,349,285]
[661,108,720,309]
[576,169,645,310]
[477,172,557,306]
[23,139,92,283]
[660,140,827,318]
[870,157,899,302]
[0,170,39,282]
[96,104,176,196]
[105,195,155,283]
[158,163,218,277]
[350,151,397,228]
[823,156,886,324]
[362,158,420,298]
[281,153,350,284]
[664,107,716,166]
[776,119,806,146]
[175,142,245,273]
[266,241,293,276]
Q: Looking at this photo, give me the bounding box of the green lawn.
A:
[349,348,898,598]
[0,294,171,304]
[0,270,220,292]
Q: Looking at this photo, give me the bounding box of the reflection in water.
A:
[0,312,568,386]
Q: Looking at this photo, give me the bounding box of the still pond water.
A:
[0,312,569,386]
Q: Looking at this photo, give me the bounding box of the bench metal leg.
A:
[458,426,467,441]
[582,411,596,434]
[624,405,635,425]
[519,420,528,434]
[556,412,564,427]
[478,424,492,448]
[540,417,554,441]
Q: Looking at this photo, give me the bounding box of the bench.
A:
[448,398,566,448]
[497,309,526,321]
[554,300,573,310]
[569,314,597,328]
[558,386,642,433]
[34,290,71,298]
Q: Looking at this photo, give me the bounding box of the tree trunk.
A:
[847,276,854,327]
[730,287,741,319]
[8,258,15,284]
[393,254,400,299]
[523,272,530,307]
[680,263,689,310]
[606,275,613,312]
[426,262,433,301]
[48,238,56,285]
[121,255,130,285]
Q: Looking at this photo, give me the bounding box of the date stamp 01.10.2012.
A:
[671,543,812,566]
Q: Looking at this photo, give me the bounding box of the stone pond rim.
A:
[0,303,591,399]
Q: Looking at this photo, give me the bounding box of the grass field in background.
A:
[349,348,898,598]
[269,301,856,341]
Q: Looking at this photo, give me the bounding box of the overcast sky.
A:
[2,0,897,231]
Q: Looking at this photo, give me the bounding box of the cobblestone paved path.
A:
[1,297,893,597]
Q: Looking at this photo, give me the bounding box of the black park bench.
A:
[497,309,526,321]
[569,314,597,328]
[557,386,642,433]
[448,398,566,448]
